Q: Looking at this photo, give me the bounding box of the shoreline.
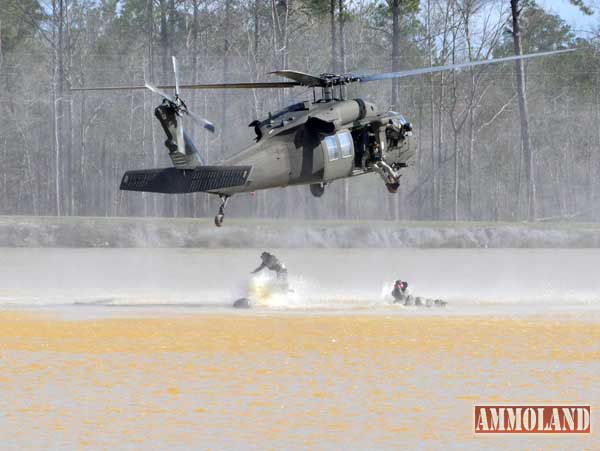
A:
[2,215,600,247]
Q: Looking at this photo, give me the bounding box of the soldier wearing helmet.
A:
[392,280,409,303]
[251,252,288,281]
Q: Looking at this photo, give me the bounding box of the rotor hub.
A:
[317,73,356,87]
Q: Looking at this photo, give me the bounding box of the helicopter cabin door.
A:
[322,130,354,182]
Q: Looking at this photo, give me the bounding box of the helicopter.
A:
[72,48,573,226]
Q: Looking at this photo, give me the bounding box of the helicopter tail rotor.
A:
[145,57,215,169]
[168,56,215,133]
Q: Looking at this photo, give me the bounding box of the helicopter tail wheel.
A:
[214,195,230,227]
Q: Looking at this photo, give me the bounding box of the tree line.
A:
[0,0,598,222]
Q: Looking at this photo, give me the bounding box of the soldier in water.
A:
[391,280,409,303]
[251,252,288,282]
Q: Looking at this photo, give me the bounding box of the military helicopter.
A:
[72,49,573,226]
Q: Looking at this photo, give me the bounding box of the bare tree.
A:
[510,0,535,220]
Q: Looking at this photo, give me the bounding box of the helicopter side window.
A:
[324,135,340,161]
[338,131,353,158]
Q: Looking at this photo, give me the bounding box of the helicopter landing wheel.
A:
[214,195,230,227]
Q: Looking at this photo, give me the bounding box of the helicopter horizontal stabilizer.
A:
[120,166,252,194]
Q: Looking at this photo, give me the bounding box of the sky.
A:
[537,0,599,35]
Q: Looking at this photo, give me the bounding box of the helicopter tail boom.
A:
[120,166,252,194]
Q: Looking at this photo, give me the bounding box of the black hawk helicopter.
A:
[72,49,573,226]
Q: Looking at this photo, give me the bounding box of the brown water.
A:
[0,311,598,450]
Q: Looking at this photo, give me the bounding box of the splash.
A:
[1,248,600,312]
[246,272,296,308]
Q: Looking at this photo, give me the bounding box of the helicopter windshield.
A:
[387,112,409,128]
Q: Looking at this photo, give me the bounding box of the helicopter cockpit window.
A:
[338,131,353,158]
[389,114,408,128]
[324,135,340,161]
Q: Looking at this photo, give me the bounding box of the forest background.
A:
[1,0,599,222]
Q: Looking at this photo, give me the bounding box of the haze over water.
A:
[1,248,599,311]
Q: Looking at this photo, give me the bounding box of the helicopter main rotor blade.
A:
[72,48,575,93]
[172,56,181,98]
[354,48,575,83]
[175,81,301,89]
[71,81,300,92]
[269,70,326,87]
[71,85,150,92]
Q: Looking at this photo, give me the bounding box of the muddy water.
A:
[0,313,598,450]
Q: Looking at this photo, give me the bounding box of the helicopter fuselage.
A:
[215,98,416,196]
